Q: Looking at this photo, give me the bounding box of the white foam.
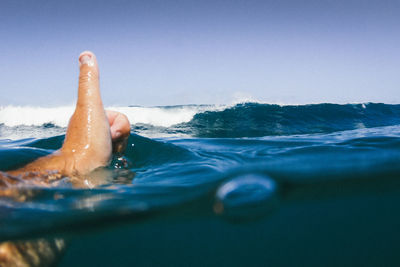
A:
[0,106,74,127]
[0,105,225,128]
[110,105,228,127]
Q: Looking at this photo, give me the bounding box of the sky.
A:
[0,0,399,107]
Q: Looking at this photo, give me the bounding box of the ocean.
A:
[1,102,400,266]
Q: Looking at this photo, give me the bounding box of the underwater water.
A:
[1,102,400,266]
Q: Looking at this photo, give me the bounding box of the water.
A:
[1,103,400,266]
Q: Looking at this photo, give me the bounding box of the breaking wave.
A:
[1,102,400,139]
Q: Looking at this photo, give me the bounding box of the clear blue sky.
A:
[0,0,399,106]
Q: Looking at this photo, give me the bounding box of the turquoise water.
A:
[1,103,400,266]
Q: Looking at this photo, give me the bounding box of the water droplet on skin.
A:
[214,174,279,221]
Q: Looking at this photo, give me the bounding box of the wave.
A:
[0,104,224,128]
[0,106,74,127]
[178,103,400,137]
[1,103,400,139]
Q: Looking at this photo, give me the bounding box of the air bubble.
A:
[214,174,279,221]
[111,156,132,169]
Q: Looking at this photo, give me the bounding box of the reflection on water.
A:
[1,121,400,265]
[0,238,65,266]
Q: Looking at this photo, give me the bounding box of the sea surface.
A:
[1,102,400,266]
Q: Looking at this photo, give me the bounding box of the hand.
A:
[106,110,131,155]
[6,52,132,180]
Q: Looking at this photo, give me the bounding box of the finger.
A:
[106,111,131,141]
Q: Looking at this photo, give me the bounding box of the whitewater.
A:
[2,102,400,139]
[0,104,225,127]
[0,104,227,139]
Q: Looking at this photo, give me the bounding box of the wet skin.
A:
[4,51,131,184]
